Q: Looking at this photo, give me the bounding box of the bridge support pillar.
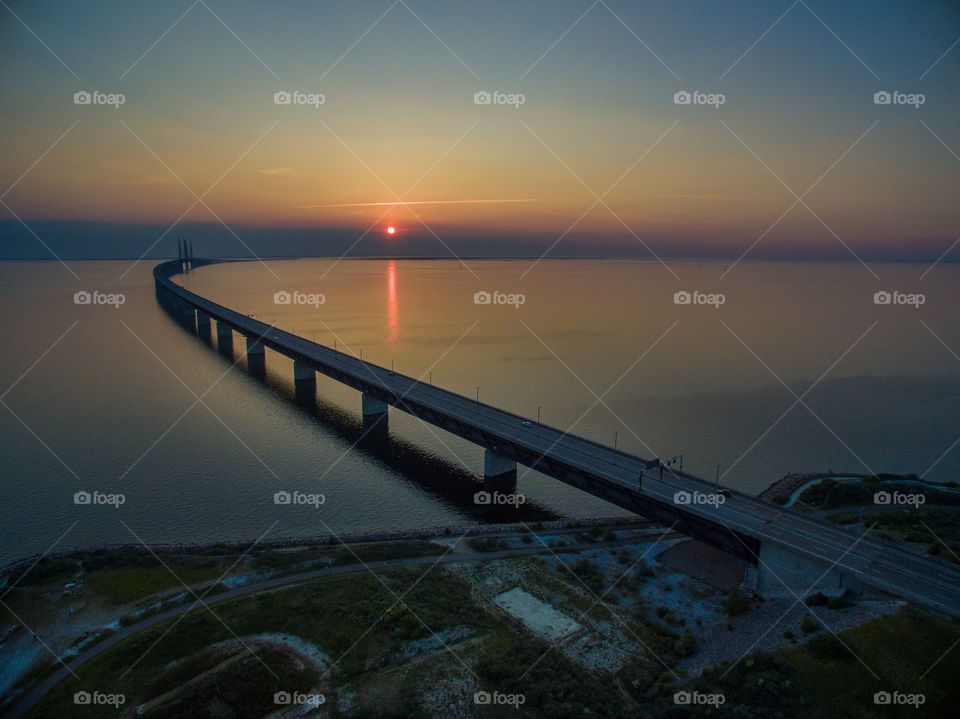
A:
[246,336,265,377]
[742,542,862,599]
[173,302,194,328]
[215,320,233,354]
[361,392,388,419]
[484,449,517,483]
[246,336,265,356]
[294,360,315,387]
[293,360,316,403]
[196,310,211,338]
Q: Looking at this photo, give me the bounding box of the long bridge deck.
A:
[155,259,960,616]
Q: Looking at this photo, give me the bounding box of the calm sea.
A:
[1,258,957,565]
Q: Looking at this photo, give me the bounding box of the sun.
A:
[386,225,396,235]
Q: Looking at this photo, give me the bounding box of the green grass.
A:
[827,508,960,561]
[778,607,960,718]
[27,565,493,718]
[84,565,226,606]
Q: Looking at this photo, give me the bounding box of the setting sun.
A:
[386,226,396,235]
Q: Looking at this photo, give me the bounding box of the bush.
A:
[724,587,750,617]
[800,614,820,635]
[804,591,829,607]
[674,630,696,657]
[572,558,605,593]
[827,595,855,610]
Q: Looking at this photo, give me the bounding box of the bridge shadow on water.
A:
[189,319,561,524]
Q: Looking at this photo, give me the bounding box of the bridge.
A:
[155,257,960,617]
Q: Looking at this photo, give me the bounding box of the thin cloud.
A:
[260,167,299,176]
[296,198,540,208]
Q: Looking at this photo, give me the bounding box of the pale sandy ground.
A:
[492,586,581,642]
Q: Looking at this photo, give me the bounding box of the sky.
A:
[0,0,958,260]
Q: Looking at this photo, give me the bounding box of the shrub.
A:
[674,630,696,657]
[800,614,820,635]
[827,595,855,610]
[724,587,750,617]
[804,591,828,607]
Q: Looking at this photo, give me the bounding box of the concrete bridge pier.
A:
[293,360,316,403]
[171,300,194,329]
[215,321,233,355]
[361,392,388,420]
[483,448,517,492]
[741,542,863,599]
[195,310,211,339]
[245,336,265,377]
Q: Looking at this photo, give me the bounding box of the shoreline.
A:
[0,515,650,582]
